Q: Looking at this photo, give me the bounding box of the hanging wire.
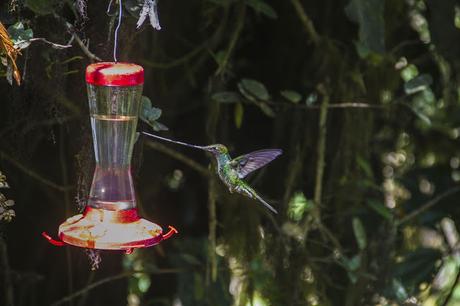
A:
[106,0,113,14]
[113,0,123,62]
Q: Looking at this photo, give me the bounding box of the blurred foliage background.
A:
[2,0,460,305]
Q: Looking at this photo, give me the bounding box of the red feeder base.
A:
[53,207,176,250]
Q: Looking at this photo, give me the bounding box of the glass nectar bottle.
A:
[47,62,176,251]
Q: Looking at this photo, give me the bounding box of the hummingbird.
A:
[142,132,282,214]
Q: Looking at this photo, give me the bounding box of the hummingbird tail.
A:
[242,185,278,214]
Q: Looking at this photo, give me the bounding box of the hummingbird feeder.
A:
[43,62,177,253]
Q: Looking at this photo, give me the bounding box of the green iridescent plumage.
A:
[142,132,282,214]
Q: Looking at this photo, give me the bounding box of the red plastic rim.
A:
[86,62,144,86]
[57,207,165,250]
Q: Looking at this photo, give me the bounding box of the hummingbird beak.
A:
[142,132,205,150]
[202,146,215,153]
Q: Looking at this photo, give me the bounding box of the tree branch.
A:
[0,237,14,306]
[144,140,210,178]
[16,38,72,49]
[50,269,181,306]
[290,0,320,44]
[53,13,102,61]
[215,3,246,76]
[398,186,460,225]
[313,84,329,207]
[0,151,74,192]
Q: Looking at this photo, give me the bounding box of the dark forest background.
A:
[2,0,460,305]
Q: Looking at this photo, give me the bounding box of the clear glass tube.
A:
[87,84,142,210]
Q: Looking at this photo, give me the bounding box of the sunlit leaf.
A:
[234,102,244,128]
[408,105,432,126]
[432,256,459,290]
[280,90,302,104]
[404,74,433,95]
[245,0,278,19]
[137,274,151,293]
[287,192,312,222]
[401,64,419,82]
[352,217,367,250]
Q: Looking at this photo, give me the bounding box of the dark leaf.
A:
[367,200,392,220]
[212,91,241,104]
[238,79,270,101]
[25,0,58,15]
[245,0,278,19]
[394,248,442,291]
[140,96,168,131]
[344,0,385,55]
[257,101,275,118]
[352,217,367,250]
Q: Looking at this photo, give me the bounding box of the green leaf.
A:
[400,64,419,82]
[341,254,361,272]
[25,0,58,15]
[287,192,312,222]
[344,0,385,55]
[140,96,168,131]
[280,90,302,104]
[205,0,231,5]
[211,50,226,67]
[212,91,241,104]
[394,248,442,290]
[234,102,244,128]
[151,121,168,131]
[404,74,433,95]
[356,156,373,178]
[137,274,151,293]
[257,101,275,118]
[245,0,278,19]
[392,279,408,302]
[352,217,367,250]
[408,104,432,126]
[305,92,318,105]
[238,78,270,101]
[367,200,392,220]
[8,22,33,49]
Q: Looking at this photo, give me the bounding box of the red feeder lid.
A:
[86,62,144,86]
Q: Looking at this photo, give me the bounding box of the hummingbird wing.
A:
[230,149,282,179]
